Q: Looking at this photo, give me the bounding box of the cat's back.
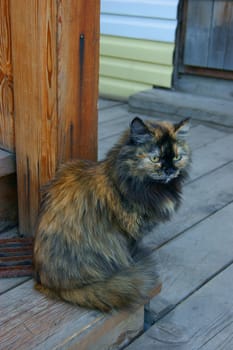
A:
[33,158,116,260]
[37,159,113,230]
[44,159,100,197]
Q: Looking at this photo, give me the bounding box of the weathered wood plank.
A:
[65,306,144,350]
[126,263,233,349]
[0,0,15,151]
[98,98,124,111]
[148,202,233,320]
[187,124,226,150]
[0,277,30,295]
[145,161,233,248]
[0,279,145,350]
[208,1,233,70]
[129,88,233,127]
[184,0,213,67]
[223,2,233,70]
[98,113,132,140]
[98,103,129,124]
[189,133,233,182]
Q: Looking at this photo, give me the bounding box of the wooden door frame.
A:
[173,0,233,85]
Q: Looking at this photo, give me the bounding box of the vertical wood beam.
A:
[57,0,99,162]
[0,0,14,151]
[10,0,99,236]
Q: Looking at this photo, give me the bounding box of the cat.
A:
[33,116,191,312]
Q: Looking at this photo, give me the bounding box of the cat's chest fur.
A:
[116,178,182,238]
[125,178,181,214]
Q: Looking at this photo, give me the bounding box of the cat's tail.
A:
[36,255,159,312]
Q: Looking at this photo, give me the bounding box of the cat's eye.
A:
[150,155,160,163]
[173,155,182,162]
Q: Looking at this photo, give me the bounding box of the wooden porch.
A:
[1,98,233,349]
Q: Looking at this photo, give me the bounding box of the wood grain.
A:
[10,0,58,236]
[208,1,233,70]
[57,0,99,163]
[183,0,233,72]
[10,0,99,236]
[0,279,150,350]
[149,202,233,316]
[0,0,15,151]
[0,277,29,295]
[184,0,213,67]
[126,264,233,349]
[223,1,233,70]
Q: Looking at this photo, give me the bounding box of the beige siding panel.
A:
[99,76,151,100]
[100,56,172,87]
[100,36,174,66]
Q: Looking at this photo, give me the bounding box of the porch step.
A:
[0,279,161,350]
[0,149,18,232]
[128,88,233,128]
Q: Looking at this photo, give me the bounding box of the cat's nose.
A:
[165,168,176,176]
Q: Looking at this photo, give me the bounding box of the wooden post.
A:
[10,0,100,236]
[0,0,15,152]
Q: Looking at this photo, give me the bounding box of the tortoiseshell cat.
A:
[34,117,191,311]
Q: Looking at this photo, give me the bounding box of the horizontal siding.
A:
[99,36,174,98]
[99,76,151,100]
[100,57,172,86]
[101,0,178,20]
[100,36,174,65]
[99,0,178,98]
[101,14,177,42]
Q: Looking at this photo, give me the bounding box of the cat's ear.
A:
[130,117,151,144]
[174,118,190,138]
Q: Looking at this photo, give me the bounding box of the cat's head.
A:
[117,117,191,184]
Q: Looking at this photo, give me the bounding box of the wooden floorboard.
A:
[1,98,233,349]
[98,113,132,140]
[98,98,124,111]
[189,133,233,182]
[126,263,233,350]
[0,279,150,350]
[149,202,233,319]
[0,277,30,295]
[98,103,128,124]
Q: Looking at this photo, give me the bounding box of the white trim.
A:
[101,0,178,20]
[101,15,177,42]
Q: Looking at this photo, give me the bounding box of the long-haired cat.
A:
[34,117,191,311]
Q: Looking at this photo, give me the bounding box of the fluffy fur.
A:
[33,117,191,311]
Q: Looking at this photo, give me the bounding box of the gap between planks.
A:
[126,263,233,350]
